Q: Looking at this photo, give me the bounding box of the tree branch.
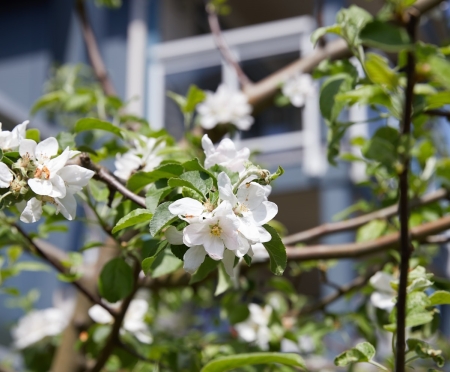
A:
[13,223,117,316]
[79,154,146,208]
[396,10,418,371]
[75,0,117,97]
[282,188,448,245]
[205,2,253,87]
[424,109,450,120]
[243,0,446,106]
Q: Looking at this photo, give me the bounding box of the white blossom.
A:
[11,308,69,349]
[88,300,152,344]
[234,303,272,350]
[202,134,250,173]
[282,74,315,108]
[0,162,13,188]
[369,271,396,311]
[182,201,240,261]
[114,136,164,180]
[19,138,70,198]
[197,85,254,130]
[168,197,210,224]
[0,121,28,151]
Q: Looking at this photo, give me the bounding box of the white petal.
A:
[218,172,237,205]
[49,175,67,198]
[165,226,184,245]
[55,193,77,220]
[35,137,59,161]
[235,323,256,342]
[28,178,53,196]
[19,139,37,160]
[257,226,271,243]
[0,162,12,188]
[47,147,71,174]
[370,292,395,310]
[203,234,225,260]
[370,272,396,294]
[183,245,207,273]
[20,198,43,223]
[183,223,209,247]
[222,249,236,278]
[251,201,278,226]
[58,165,95,190]
[88,305,114,324]
[134,330,153,344]
[201,134,215,156]
[169,198,205,220]
[237,183,267,211]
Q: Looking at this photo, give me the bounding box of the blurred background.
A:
[0,0,450,357]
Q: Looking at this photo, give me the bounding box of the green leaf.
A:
[149,201,177,237]
[320,74,353,122]
[356,219,387,242]
[269,166,284,182]
[30,91,64,115]
[182,158,218,186]
[98,258,134,302]
[334,342,376,366]
[127,163,184,193]
[201,353,306,372]
[336,85,390,107]
[169,171,213,199]
[56,132,76,150]
[429,290,450,306]
[145,182,171,213]
[426,92,450,109]
[429,56,450,90]
[364,53,398,90]
[26,129,40,143]
[310,24,342,46]
[111,209,153,234]
[407,339,445,367]
[150,250,182,278]
[14,262,50,272]
[362,126,399,165]
[167,91,187,111]
[184,85,206,113]
[215,263,233,296]
[189,257,220,284]
[75,118,123,138]
[262,224,287,276]
[360,20,412,52]
[336,5,373,46]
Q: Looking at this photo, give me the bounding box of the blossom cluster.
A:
[282,73,315,108]
[165,134,278,276]
[197,85,254,131]
[0,121,94,223]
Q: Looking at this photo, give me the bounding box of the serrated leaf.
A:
[75,118,123,138]
[149,201,177,237]
[262,225,287,275]
[334,342,376,366]
[112,209,153,234]
[182,158,218,187]
[145,183,171,214]
[201,353,306,372]
[150,250,182,278]
[127,163,184,193]
[98,258,134,302]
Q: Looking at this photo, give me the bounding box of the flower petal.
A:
[88,305,114,324]
[28,178,53,196]
[183,245,207,273]
[251,201,278,226]
[19,139,37,160]
[222,249,236,277]
[49,175,67,198]
[35,137,59,162]
[203,234,224,260]
[47,147,71,174]
[20,198,43,223]
[165,226,184,245]
[0,162,12,188]
[201,134,215,157]
[55,193,77,220]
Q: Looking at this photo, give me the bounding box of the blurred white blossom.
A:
[197,85,254,130]
[369,271,396,311]
[282,74,315,108]
[234,303,272,350]
[0,120,28,151]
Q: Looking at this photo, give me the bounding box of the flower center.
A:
[210,223,222,237]
[34,166,50,180]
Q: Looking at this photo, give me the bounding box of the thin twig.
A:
[424,109,450,120]
[75,0,117,96]
[300,262,385,315]
[282,188,448,245]
[79,154,146,208]
[13,223,116,316]
[396,10,418,372]
[205,2,253,87]
[423,234,450,244]
[117,340,153,363]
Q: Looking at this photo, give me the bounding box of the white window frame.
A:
[146,15,326,175]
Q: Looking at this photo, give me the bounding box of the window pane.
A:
[241,51,302,139]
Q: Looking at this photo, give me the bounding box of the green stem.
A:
[368,360,390,371]
[404,355,420,365]
[232,169,268,193]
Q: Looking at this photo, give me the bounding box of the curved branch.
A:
[205,3,253,87]
[79,154,146,208]
[282,188,448,245]
[75,0,117,97]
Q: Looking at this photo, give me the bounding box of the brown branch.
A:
[89,262,141,372]
[425,109,450,120]
[284,213,450,261]
[13,223,116,316]
[79,153,146,208]
[300,262,386,315]
[396,10,418,371]
[282,188,448,245]
[243,0,446,106]
[75,0,117,97]
[205,3,253,87]
[423,234,450,244]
